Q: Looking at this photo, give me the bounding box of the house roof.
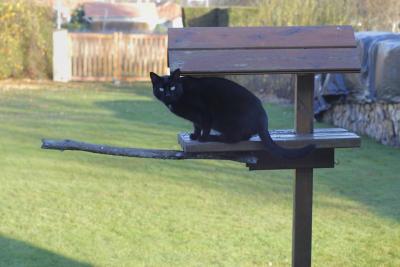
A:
[157,2,182,21]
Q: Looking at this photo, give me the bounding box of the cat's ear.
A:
[171,68,181,81]
[150,72,161,84]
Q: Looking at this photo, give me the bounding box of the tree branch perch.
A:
[41,139,258,164]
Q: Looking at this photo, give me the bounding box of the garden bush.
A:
[0,0,53,79]
[183,7,259,27]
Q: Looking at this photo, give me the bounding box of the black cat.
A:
[150,69,315,159]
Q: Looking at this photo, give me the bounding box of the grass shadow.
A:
[0,235,91,267]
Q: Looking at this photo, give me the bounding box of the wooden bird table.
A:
[168,25,361,267]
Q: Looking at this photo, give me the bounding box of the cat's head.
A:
[150,69,183,104]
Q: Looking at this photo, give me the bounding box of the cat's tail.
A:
[258,123,315,159]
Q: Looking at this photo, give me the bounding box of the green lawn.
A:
[0,81,399,267]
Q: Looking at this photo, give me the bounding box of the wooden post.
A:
[53,30,72,82]
[292,74,314,267]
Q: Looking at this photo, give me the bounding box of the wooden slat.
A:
[177,128,360,153]
[168,26,357,50]
[247,148,334,170]
[69,33,114,39]
[83,39,88,77]
[168,48,360,74]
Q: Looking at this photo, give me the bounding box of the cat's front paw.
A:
[189,133,199,140]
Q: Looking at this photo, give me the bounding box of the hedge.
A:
[0,1,53,79]
[182,1,378,30]
[183,7,259,27]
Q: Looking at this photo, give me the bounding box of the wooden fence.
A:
[68,33,168,82]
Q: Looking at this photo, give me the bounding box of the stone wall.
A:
[322,102,400,147]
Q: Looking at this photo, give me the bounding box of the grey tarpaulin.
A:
[314,32,400,116]
[374,39,400,101]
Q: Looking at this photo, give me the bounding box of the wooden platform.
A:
[178,128,360,153]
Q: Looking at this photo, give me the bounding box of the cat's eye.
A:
[170,86,176,91]
[159,88,164,92]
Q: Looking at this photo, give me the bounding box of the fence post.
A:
[53,30,71,82]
